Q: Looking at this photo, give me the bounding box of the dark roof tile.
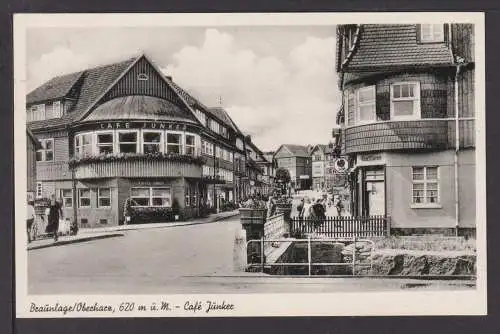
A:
[27,71,84,104]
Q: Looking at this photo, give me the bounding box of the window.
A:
[185,186,191,206]
[152,188,171,207]
[391,82,421,120]
[118,131,138,153]
[420,24,444,43]
[97,133,114,155]
[98,188,111,207]
[36,182,43,198]
[75,133,93,158]
[48,101,62,119]
[357,86,376,123]
[36,138,54,162]
[166,133,182,154]
[60,189,73,208]
[131,188,150,206]
[314,154,323,161]
[137,73,149,81]
[31,104,46,121]
[412,167,439,205]
[185,134,196,156]
[143,131,162,154]
[78,189,91,208]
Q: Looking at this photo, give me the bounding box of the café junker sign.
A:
[74,121,199,132]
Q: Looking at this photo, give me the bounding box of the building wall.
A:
[27,136,37,193]
[385,150,475,229]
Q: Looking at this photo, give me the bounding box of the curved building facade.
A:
[27,54,261,227]
[336,24,475,235]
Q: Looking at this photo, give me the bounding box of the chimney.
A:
[166,75,173,81]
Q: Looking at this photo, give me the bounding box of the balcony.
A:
[71,153,203,179]
[343,119,475,154]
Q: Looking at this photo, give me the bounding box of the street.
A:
[28,216,475,294]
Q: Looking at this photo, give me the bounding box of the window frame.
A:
[78,188,91,208]
[130,187,151,207]
[165,131,183,155]
[74,133,94,158]
[36,138,54,162]
[420,24,445,43]
[96,131,114,155]
[185,134,196,156]
[151,187,171,207]
[142,130,163,154]
[36,182,43,199]
[390,82,421,120]
[117,130,139,154]
[411,166,441,208]
[60,189,73,208]
[97,187,111,208]
[356,85,376,124]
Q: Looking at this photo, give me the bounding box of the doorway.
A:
[362,168,385,216]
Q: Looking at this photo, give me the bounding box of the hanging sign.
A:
[334,158,349,173]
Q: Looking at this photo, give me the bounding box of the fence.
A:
[290,215,389,238]
[246,237,375,276]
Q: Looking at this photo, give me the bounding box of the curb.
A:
[27,233,125,251]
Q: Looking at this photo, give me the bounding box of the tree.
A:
[275,167,291,184]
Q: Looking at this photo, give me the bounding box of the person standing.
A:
[335,196,344,217]
[48,194,63,242]
[26,200,36,243]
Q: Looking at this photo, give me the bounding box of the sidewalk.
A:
[27,209,240,251]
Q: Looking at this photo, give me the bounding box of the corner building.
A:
[27,54,248,227]
[336,24,475,235]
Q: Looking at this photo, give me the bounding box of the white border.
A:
[14,12,487,318]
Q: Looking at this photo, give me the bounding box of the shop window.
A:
[36,138,54,162]
[118,131,138,153]
[75,134,93,158]
[131,188,150,206]
[390,82,421,120]
[78,188,91,208]
[98,188,111,207]
[36,182,43,198]
[80,218,88,225]
[143,131,162,154]
[420,24,444,43]
[185,134,196,156]
[356,86,376,123]
[152,188,171,207]
[97,133,114,155]
[60,189,73,208]
[412,166,439,205]
[166,133,182,154]
[99,219,108,225]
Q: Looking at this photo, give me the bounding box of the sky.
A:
[27,26,340,151]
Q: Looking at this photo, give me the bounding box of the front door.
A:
[367,181,385,216]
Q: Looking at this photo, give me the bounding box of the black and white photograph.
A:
[14,13,486,317]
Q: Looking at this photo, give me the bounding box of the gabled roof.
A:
[208,107,245,136]
[275,144,311,158]
[341,24,453,71]
[27,71,84,105]
[311,144,328,155]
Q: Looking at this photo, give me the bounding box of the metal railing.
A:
[291,216,389,238]
[246,236,375,276]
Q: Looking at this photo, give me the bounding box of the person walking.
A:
[47,194,63,242]
[26,200,36,243]
[335,196,344,217]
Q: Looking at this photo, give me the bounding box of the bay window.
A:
[143,131,162,154]
[36,138,54,162]
[75,133,93,158]
[412,166,439,205]
[118,131,138,153]
[420,24,444,43]
[97,133,114,155]
[356,86,376,123]
[390,82,421,120]
[166,133,182,154]
[131,187,171,207]
[185,134,196,156]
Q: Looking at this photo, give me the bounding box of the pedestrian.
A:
[335,196,344,217]
[47,194,63,242]
[296,198,305,219]
[26,200,36,243]
[267,196,276,218]
[302,197,313,219]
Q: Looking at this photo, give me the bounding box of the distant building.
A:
[274,144,312,190]
[336,24,475,235]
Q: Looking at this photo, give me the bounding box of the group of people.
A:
[26,194,65,243]
[296,194,344,221]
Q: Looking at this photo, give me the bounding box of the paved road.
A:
[28,216,475,294]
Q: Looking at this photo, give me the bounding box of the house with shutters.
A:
[26,53,261,227]
[335,24,475,235]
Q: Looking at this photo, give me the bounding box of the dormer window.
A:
[137,73,149,81]
[420,24,444,43]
